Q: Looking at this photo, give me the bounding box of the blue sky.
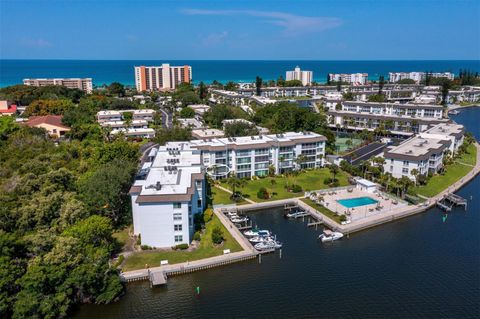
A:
[1,0,479,60]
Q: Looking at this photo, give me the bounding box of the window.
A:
[174,224,182,231]
[173,213,182,221]
[403,161,409,166]
[402,168,409,174]
[174,235,183,242]
[390,166,393,172]
[173,202,181,209]
[197,199,202,208]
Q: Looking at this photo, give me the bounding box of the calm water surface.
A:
[1,60,479,87]
[75,108,480,318]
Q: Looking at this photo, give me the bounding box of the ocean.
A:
[1,60,480,87]
[74,108,480,319]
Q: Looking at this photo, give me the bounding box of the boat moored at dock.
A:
[318,229,344,242]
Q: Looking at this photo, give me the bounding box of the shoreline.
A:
[120,142,480,283]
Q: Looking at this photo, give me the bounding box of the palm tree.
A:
[329,164,339,182]
[399,176,413,198]
[294,154,308,172]
[410,169,419,186]
[226,172,246,201]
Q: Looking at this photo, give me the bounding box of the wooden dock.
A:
[437,200,452,212]
[445,193,467,210]
[149,270,167,287]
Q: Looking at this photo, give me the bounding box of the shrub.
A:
[291,184,303,193]
[113,255,125,268]
[323,177,332,185]
[174,243,189,250]
[211,226,224,244]
[193,231,201,241]
[203,208,214,223]
[257,187,269,199]
[339,215,347,222]
[331,180,340,187]
[141,245,152,250]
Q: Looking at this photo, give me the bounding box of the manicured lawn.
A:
[301,198,342,224]
[122,215,242,271]
[412,144,477,198]
[210,186,248,206]
[220,168,350,202]
[456,143,477,166]
[112,226,132,247]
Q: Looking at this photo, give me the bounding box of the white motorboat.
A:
[243,229,271,237]
[254,240,282,250]
[318,229,344,242]
[448,109,460,115]
[249,235,274,243]
[286,211,305,218]
[231,216,249,223]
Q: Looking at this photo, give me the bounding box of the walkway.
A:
[214,185,257,204]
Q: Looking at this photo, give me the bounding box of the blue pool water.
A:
[337,197,378,208]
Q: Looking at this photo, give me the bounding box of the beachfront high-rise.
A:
[134,64,192,92]
[329,73,368,85]
[23,78,93,93]
[286,66,313,86]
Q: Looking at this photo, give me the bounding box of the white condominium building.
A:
[96,109,155,123]
[389,72,455,84]
[383,123,464,181]
[134,64,192,91]
[23,78,93,93]
[130,142,205,248]
[286,66,313,86]
[97,109,156,139]
[189,131,326,179]
[327,101,447,135]
[329,73,368,85]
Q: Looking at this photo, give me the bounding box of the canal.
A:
[75,107,480,318]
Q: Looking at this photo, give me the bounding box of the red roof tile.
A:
[25,115,70,130]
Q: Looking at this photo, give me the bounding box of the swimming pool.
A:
[337,197,378,208]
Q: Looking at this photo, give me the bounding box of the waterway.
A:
[75,107,480,318]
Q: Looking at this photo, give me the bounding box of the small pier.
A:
[149,270,167,287]
[437,193,467,212]
[284,203,299,211]
[445,193,467,210]
[437,200,452,212]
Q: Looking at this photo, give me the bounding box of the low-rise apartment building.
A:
[23,78,93,93]
[189,132,326,179]
[329,73,368,85]
[130,142,205,248]
[389,72,455,84]
[97,109,155,138]
[327,101,447,135]
[382,123,464,181]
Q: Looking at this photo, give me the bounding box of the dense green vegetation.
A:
[0,85,141,318]
[224,121,259,137]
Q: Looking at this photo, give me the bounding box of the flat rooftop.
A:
[189,131,326,151]
[132,142,203,198]
[423,123,464,138]
[384,135,449,160]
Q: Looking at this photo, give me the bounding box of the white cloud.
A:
[201,31,228,46]
[181,9,342,36]
[20,38,52,48]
